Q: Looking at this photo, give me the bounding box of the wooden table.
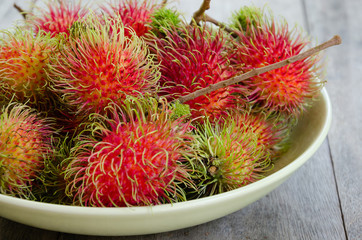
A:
[0,0,361,239]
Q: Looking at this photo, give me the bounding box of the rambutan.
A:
[49,16,160,116]
[34,135,74,204]
[100,0,159,38]
[190,115,271,197]
[229,5,265,33]
[0,103,53,199]
[230,6,324,117]
[149,7,182,37]
[0,28,58,108]
[228,110,289,159]
[65,97,195,207]
[28,0,89,37]
[151,25,245,122]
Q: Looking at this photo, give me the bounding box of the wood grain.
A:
[304,0,362,239]
[0,0,359,239]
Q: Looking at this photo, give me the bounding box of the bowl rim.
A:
[0,88,332,215]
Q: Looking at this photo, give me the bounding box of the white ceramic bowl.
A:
[0,88,332,236]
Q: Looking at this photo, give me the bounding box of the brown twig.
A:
[13,4,26,19]
[14,0,38,19]
[204,14,237,37]
[162,0,168,6]
[190,0,211,25]
[176,35,342,104]
[190,1,236,36]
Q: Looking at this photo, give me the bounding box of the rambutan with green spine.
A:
[64,97,196,207]
[49,16,160,116]
[100,0,160,38]
[228,109,290,160]
[190,115,272,197]
[151,25,246,122]
[27,0,90,37]
[170,100,191,121]
[0,103,53,199]
[229,5,265,32]
[149,7,182,37]
[229,6,324,118]
[33,134,75,204]
[0,28,58,108]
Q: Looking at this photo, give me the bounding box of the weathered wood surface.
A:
[304,0,362,239]
[0,0,360,239]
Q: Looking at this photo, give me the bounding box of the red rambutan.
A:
[151,25,245,122]
[0,103,53,199]
[65,97,195,207]
[230,7,323,117]
[28,0,89,37]
[49,16,160,116]
[100,0,159,38]
[0,28,58,107]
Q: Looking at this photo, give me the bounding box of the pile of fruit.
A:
[0,0,325,207]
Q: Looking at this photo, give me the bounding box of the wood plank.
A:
[304,0,362,239]
[0,218,59,240]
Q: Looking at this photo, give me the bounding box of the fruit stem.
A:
[176,35,342,104]
[13,0,38,19]
[190,0,211,25]
[13,4,26,19]
[190,0,235,36]
[208,165,218,177]
[204,14,237,37]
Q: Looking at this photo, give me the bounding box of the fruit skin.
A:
[33,134,74,204]
[190,114,271,197]
[0,28,58,108]
[28,0,89,37]
[100,0,159,38]
[149,7,182,37]
[49,16,160,116]
[230,6,324,118]
[65,97,195,207]
[151,25,246,122]
[229,109,290,160]
[229,5,265,32]
[0,103,53,199]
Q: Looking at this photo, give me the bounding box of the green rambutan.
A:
[230,6,324,117]
[100,0,159,38]
[65,97,195,207]
[190,115,272,197]
[49,16,160,116]
[34,134,74,204]
[170,101,191,121]
[228,110,289,159]
[151,25,245,122]
[0,28,58,108]
[0,103,53,199]
[149,7,182,37]
[229,5,265,32]
[28,0,90,37]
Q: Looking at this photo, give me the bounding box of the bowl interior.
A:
[267,91,330,175]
